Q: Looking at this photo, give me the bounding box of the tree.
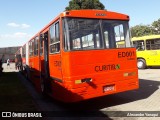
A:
[130,18,160,37]
[130,25,153,37]
[65,0,105,11]
[152,18,160,34]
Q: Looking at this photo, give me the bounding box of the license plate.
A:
[103,85,115,92]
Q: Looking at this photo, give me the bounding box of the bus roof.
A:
[61,10,129,20]
[132,35,160,41]
[28,9,130,43]
[39,10,129,33]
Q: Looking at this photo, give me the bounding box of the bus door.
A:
[44,32,50,79]
[39,34,44,75]
[41,32,52,93]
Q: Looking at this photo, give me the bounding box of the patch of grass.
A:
[0,72,37,111]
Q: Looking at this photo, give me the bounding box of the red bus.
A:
[16,10,139,102]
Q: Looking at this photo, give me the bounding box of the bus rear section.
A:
[61,49,138,102]
[49,14,139,102]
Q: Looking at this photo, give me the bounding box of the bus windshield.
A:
[63,18,131,51]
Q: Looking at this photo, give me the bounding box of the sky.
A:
[0,0,160,47]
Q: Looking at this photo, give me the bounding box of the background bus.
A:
[132,35,160,69]
[16,10,138,102]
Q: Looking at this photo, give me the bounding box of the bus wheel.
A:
[137,59,146,69]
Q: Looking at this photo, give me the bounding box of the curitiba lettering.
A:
[118,51,135,58]
[95,64,120,72]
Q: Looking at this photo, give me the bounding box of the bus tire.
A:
[137,59,146,69]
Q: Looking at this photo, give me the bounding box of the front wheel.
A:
[137,59,146,69]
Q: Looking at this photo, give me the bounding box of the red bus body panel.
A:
[49,48,138,102]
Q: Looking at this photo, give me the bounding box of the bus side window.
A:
[34,37,39,56]
[147,38,160,50]
[29,40,34,56]
[40,36,43,56]
[50,22,60,53]
[133,40,145,51]
[29,42,31,56]
[146,40,151,50]
[155,39,160,49]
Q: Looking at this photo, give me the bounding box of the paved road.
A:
[138,68,160,81]
[2,63,160,120]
